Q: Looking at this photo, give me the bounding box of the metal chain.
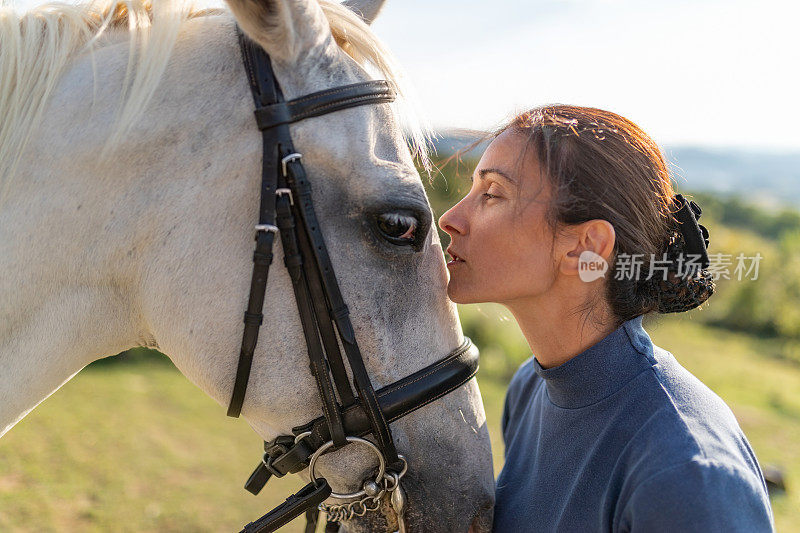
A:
[319,460,407,524]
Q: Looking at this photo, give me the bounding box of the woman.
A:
[438,105,774,532]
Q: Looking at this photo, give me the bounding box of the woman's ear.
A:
[559,220,616,277]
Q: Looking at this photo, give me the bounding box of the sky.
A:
[370,0,800,151]
[10,0,800,150]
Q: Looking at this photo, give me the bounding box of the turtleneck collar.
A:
[532,315,655,409]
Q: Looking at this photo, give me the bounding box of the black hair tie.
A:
[671,193,710,270]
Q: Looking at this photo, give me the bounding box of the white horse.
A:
[0,0,495,530]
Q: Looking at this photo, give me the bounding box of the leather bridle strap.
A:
[244,338,479,494]
[228,29,399,423]
[279,143,403,472]
[231,28,358,451]
[253,80,396,130]
[293,199,356,409]
[227,29,282,418]
[230,28,404,529]
[274,174,348,447]
[241,481,331,533]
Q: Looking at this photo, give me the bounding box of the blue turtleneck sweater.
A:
[492,315,774,532]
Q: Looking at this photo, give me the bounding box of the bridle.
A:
[228,28,480,533]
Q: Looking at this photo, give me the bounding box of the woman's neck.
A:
[503,291,618,369]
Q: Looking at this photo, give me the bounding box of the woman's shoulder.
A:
[614,344,774,529]
[623,344,767,490]
[616,452,774,531]
[645,345,749,446]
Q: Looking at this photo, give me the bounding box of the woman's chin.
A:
[446,284,478,305]
[446,284,463,304]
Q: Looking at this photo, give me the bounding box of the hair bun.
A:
[640,230,715,313]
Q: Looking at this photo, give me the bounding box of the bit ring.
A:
[308,436,386,500]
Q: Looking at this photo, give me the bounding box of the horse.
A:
[0,0,495,530]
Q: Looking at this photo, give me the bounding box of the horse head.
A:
[0,0,494,530]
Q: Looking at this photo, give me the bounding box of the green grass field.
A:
[1,313,798,531]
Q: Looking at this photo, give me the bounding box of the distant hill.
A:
[664,146,800,209]
[429,130,800,208]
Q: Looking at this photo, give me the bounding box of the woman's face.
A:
[438,128,560,305]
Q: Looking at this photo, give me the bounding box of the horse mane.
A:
[0,0,430,205]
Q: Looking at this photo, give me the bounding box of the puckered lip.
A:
[446,246,466,263]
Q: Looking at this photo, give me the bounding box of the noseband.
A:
[229,28,480,532]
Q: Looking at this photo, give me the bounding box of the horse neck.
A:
[0,110,157,433]
[0,35,175,440]
[0,281,145,438]
[0,14,264,438]
[0,199,147,437]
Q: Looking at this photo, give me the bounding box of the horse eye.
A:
[376,212,417,245]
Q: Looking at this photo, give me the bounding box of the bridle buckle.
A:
[276,188,294,206]
[262,452,286,479]
[255,224,279,234]
[261,436,295,478]
[281,152,302,177]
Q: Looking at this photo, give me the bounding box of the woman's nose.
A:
[438,201,467,236]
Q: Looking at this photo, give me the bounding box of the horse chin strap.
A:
[228,27,480,533]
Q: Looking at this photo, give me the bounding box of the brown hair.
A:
[495,104,715,328]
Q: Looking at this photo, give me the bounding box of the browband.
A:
[254,80,397,131]
[244,337,479,494]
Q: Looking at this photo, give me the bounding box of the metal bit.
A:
[390,482,407,533]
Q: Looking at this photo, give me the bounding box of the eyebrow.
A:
[470,168,517,185]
